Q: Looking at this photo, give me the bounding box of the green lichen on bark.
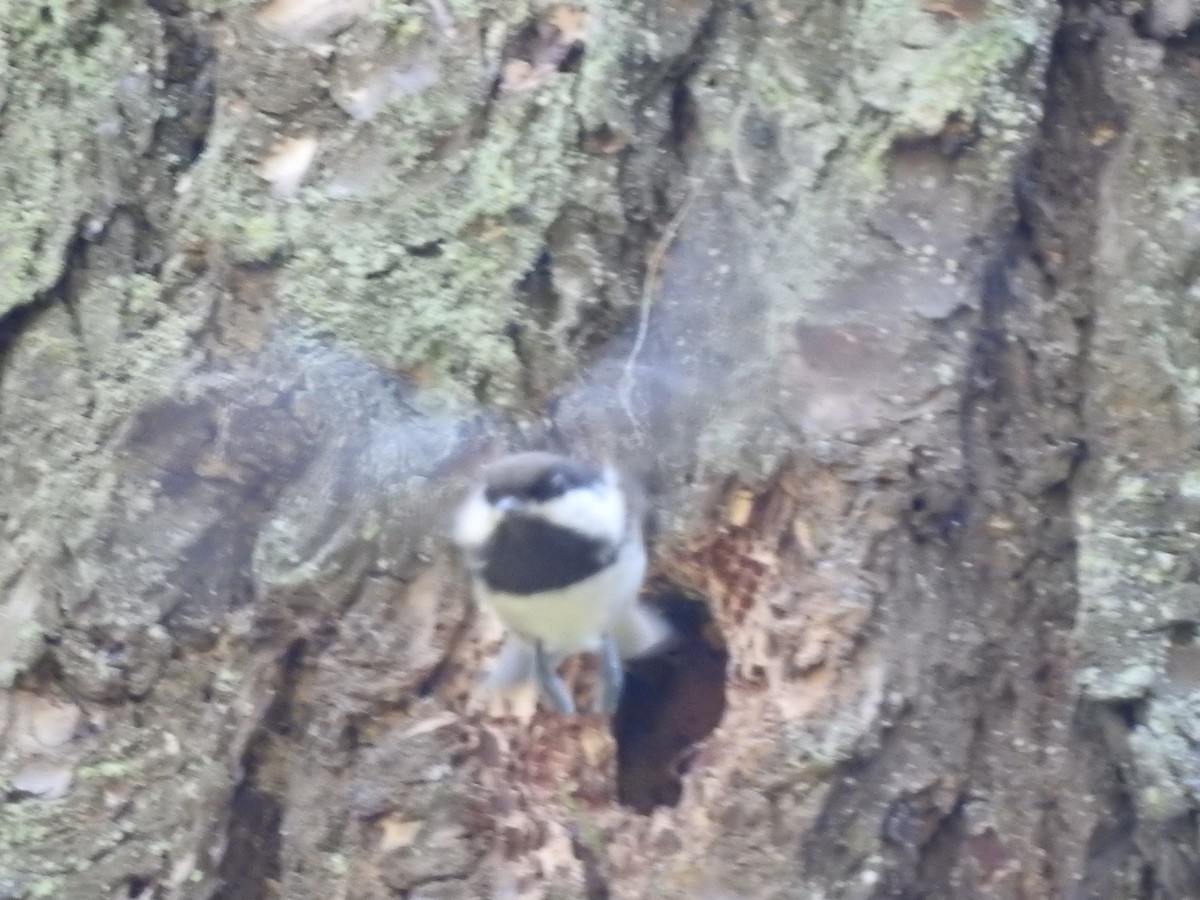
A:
[1065,22,1200,855]
[653,0,1058,482]
[0,4,155,309]
[854,1,1046,133]
[172,1,647,412]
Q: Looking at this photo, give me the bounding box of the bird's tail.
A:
[613,601,674,660]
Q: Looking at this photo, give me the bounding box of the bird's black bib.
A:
[481,514,616,595]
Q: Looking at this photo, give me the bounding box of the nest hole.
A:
[612,581,728,815]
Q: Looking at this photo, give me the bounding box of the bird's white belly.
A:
[478,539,646,655]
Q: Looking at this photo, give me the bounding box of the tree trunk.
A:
[3,1,1200,898]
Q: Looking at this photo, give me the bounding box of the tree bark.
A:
[3,1,1200,898]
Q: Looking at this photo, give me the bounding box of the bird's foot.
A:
[593,632,624,716]
[534,640,576,714]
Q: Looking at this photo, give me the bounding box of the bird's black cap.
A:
[482,451,604,505]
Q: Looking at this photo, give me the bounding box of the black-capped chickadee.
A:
[453,451,671,714]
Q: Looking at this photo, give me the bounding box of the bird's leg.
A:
[534,640,576,714]
[594,632,624,715]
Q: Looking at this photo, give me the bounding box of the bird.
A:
[452,450,672,714]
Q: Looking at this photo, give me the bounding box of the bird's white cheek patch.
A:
[537,470,627,544]
[453,490,501,550]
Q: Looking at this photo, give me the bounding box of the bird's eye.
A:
[530,471,569,501]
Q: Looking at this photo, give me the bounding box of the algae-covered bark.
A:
[4,0,1200,897]
[1065,16,1200,895]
